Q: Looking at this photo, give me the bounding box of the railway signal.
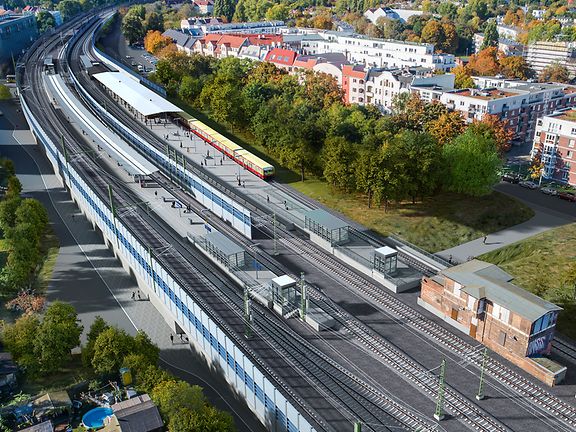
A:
[476,348,489,401]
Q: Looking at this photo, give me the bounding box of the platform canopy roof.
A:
[305,208,349,231]
[93,72,183,117]
[205,230,244,257]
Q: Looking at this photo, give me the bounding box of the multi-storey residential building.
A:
[299,31,455,71]
[440,82,576,146]
[363,7,423,24]
[525,41,576,76]
[0,13,38,68]
[342,65,454,112]
[473,34,524,56]
[532,108,576,185]
[293,53,347,82]
[419,260,564,386]
[264,48,298,72]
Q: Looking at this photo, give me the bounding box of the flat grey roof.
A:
[305,209,349,231]
[205,230,244,257]
[93,72,183,117]
[443,260,562,322]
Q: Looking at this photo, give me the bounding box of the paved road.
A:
[0,99,265,432]
[439,182,576,262]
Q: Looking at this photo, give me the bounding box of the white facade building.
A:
[301,31,455,71]
[525,41,576,76]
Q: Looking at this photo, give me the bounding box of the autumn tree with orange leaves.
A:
[144,30,174,55]
[470,114,514,154]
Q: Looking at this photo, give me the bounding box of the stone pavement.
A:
[0,104,264,432]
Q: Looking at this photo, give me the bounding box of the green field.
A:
[480,223,576,338]
[292,180,534,252]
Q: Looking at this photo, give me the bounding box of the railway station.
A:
[304,209,350,246]
[93,71,183,121]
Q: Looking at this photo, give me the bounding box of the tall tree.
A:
[122,12,145,45]
[467,47,500,76]
[499,56,534,80]
[452,65,474,89]
[213,0,235,21]
[2,314,40,368]
[145,11,164,33]
[33,302,83,373]
[322,136,357,191]
[442,129,502,196]
[427,112,466,146]
[36,11,56,33]
[91,327,135,374]
[470,114,514,154]
[57,0,82,21]
[82,316,109,367]
[481,20,499,50]
[151,380,206,420]
[169,405,236,432]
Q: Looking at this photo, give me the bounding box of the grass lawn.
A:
[292,180,534,252]
[480,223,576,339]
[34,227,60,293]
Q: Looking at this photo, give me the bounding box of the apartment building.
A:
[192,0,213,15]
[525,41,576,76]
[419,260,564,386]
[300,31,455,71]
[342,65,454,111]
[532,108,576,185]
[439,82,576,146]
[472,33,524,56]
[182,20,286,37]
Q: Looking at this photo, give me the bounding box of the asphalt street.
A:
[0,98,265,432]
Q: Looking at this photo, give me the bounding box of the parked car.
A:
[502,174,519,184]
[519,181,538,189]
[558,191,576,202]
[540,187,558,196]
[125,55,132,59]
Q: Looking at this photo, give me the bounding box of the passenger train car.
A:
[176,112,275,180]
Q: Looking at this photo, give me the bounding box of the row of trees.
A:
[121,4,165,45]
[0,173,49,292]
[152,53,508,206]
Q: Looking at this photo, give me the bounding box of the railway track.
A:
[60,12,576,432]
[23,13,451,432]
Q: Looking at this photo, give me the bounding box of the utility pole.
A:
[244,285,252,339]
[353,422,361,432]
[300,272,307,320]
[476,348,488,401]
[434,359,446,421]
[108,184,120,248]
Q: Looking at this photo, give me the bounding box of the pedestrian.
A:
[483,236,487,244]
[266,195,269,203]
[448,255,452,264]
[242,180,246,188]
[170,334,174,344]
[137,292,141,300]
[72,213,75,219]
[131,292,135,300]
[220,158,223,165]
[154,191,158,197]
[180,333,183,341]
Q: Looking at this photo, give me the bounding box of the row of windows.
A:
[42,138,299,432]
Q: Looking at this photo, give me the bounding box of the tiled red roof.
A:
[265,48,298,66]
[342,64,366,79]
[246,34,283,46]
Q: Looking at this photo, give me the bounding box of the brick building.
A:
[419,260,564,385]
[532,107,576,186]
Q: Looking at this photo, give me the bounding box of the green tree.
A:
[122,12,145,45]
[2,314,39,366]
[133,364,173,394]
[33,302,83,373]
[481,20,499,50]
[91,327,135,374]
[178,76,202,102]
[151,379,206,420]
[213,0,235,21]
[169,405,236,432]
[146,11,164,33]
[2,222,40,290]
[82,316,109,367]
[265,4,289,21]
[36,11,56,33]
[15,199,48,240]
[131,4,146,20]
[354,150,381,208]
[442,129,502,196]
[453,65,474,89]
[57,0,82,21]
[133,330,160,366]
[5,176,21,200]
[0,197,22,233]
[322,136,357,191]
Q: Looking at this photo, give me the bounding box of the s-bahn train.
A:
[176,112,275,180]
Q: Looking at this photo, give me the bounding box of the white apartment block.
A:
[525,41,576,76]
[301,32,455,71]
[182,20,286,37]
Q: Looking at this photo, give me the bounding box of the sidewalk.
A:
[1,121,264,432]
[438,203,575,263]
